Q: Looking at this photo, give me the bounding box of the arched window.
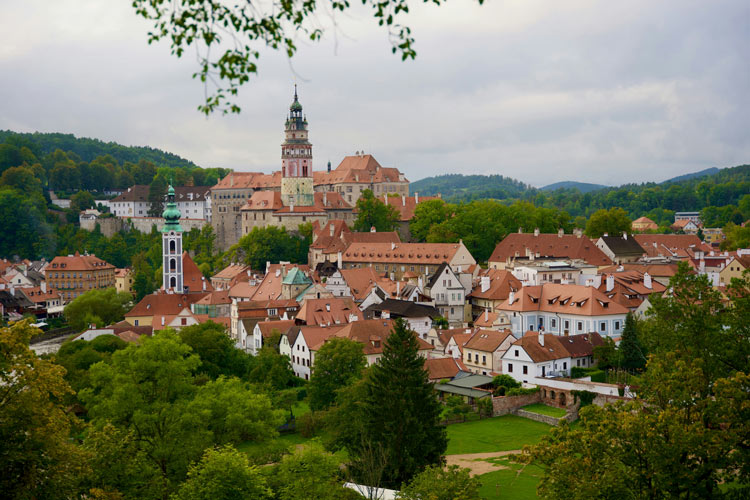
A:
[170,258,176,271]
[169,240,176,253]
[170,277,176,288]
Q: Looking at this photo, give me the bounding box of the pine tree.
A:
[620,313,646,371]
[351,318,447,489]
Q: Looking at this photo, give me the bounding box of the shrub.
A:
[589,370,606,383]
[297,411,320,438]
[572,390,596,408]
[506,387,540,397]
[571,366,601,378]
[492,374,521,389]
[476,397,493,418]
[244,440,292,466]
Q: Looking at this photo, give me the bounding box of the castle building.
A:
[162,184,184,293]
[281,86,314,207]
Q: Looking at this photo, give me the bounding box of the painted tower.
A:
[281,85,314,206]
[162,184,184,292]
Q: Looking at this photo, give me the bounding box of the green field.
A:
[521,403,567,418]
[477,456,544,500]
[446,415,553,455]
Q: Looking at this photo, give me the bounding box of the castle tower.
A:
[281,85,314,206]
[162,184,184,293]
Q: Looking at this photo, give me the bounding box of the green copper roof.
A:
[161,184,183,233]
[282,267,312,285]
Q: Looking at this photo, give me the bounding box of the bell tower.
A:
[281,85,314,206]
[162,183,184,293]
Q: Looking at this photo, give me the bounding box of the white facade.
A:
[291,333,314,380]
[112,199,150,218]
[162,230,184,292]
[503,309,626,339]
[324,270,351,298]
[502,342,573,384]
[428,265,466,327]
[511,263,581,287]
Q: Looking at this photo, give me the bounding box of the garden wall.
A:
[592,393,629,407]
[491,392,541,416]
[513,409,561,426]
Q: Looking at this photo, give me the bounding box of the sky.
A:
[1,0,748,187]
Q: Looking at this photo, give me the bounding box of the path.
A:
[445,450,523,476]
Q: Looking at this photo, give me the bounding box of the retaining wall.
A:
[513,409,561,426]
[491,392,541,416]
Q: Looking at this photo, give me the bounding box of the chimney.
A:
[161,316,165,326]
[266,261,271,274]
[480,276,490,293]
[349,312,358,322]
[337,251,343,269]
[89,323,96,330]
[401,194,406,205]
[644,272,652,290]
[382,310,390,319]
[415,192,419,204]
[484,309,489,322]
[538,330,545,346]
[534,228,540,237]
[290,201,294,212]
[603,232,608,237]
[202,280,206,291]
[384,194,388,204]
[558,228,564,238]
[330,222,335,237]
[508,290,515,304]
[518,227,523,234]
[396,281,401,296]
[391,242,396,250]
[323,191,327,206]
[606,274,614,292]
[325,303,331,312]
[327,161,331,173]
[418,276,423,291]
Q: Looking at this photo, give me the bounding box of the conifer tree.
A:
[620,313,646,371]
[350,318,447,489]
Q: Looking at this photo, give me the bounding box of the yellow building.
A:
[115,268,134,295]
[719,255,750,286]
[702,228,725,245]
[45,252,115,302]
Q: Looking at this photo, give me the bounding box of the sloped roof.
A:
[181,252,214,292]
[282,267,313,285]
[333,319,432,355]
[110,185,149,202]
[343,242,468,266]
[193,290,231,305]
[489,233,612,266]
[296,297,363,326]
[297,324,348,351]
[240,190,284,211]
[470,269,522,301]
[48,252,115,271]
[598,236,645,257]
[212,263,251,281]
[511,332,602,362]
[424,357,463,380]
[633,234,703,257]
[256,319,296,338]
[633,216,657,225]
[212,171,281,190]
[599,263,679,278]
[173,186,211,202]
[498,284,629,316]
[364,298,440,319]
[383,195,440,221]
[125,292,209,318]
[463,329,513,353]
[339,267,382,300]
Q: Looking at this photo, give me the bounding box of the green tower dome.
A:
[161,184,183,233]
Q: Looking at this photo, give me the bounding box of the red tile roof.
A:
[213,171,281,190]
[296,297,363,326]
[382,195,440,221]
[125,292,209,318]
[470,269,522,301]
[181,252,213,292]
[498,284,629,316]
[489,233,612,267]
[48,252,115,271]
[463,329,514,353]
[343,242,466,265]
[424,357,464,380]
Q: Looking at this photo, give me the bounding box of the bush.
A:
[571,366,601,379]
[589,370,606,383]
[297,411,320,438]
[244,440,292,466]
[506,387,540,397]
[476,397,493,418]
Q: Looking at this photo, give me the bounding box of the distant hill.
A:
[662,167,720,184]
[541,181,609,193]
[0,130,199,169]
[409,174,532,201]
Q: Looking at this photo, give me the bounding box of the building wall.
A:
[45,267,115,302]
[503,310,626,338]
[211,187,257,250]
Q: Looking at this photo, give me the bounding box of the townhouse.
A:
[488,229,613,270]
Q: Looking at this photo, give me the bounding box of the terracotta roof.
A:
[115,268,132,278]
[333,319,432,355]
[297,324,347,351]
[598,271,666,309]
[424,357,463,380]
[193,290,231,305]
[295,297,363,326]
[310,220,351,250]
[116,330,142,343]
[240,190,284,211]
[498,284,629,316]
[17,286,62,304]
[213,263,252,281]
[256,319,296,338]
[125,292,209,318]
[180,252,214,292]
[47,252,115,271]
[633,234,704,257]
[470,269,522,301]
[339,267,382,300]
[272,192,352,214]
[364,298,440,319]
[228,281,259,300]
[512,332,602,362]
[489,233,612,267]
[313,155,408,185]
[633,216,656,224]
[463,329,513,353]
[251,264,312,301]
[342,230,401,247]
[343,242,467,265]
[108,320,154,337]
[474,310,509,328]
[599,263,679,278]
[382,195,440,221]
[212,171,281,190]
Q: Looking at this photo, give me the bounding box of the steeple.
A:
[161,183,183,233]
[281,86,313,206]
[162,182,184,292]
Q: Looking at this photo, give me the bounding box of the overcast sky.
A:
[1,0,748,187]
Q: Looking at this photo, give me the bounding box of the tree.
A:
[332,318,447,488]
[0,320,89,499]
[491,373,520,396]
[397,465,481,500]
[71,190,96,213]
[308,337,366,411]
[619,313,645,371]
[409,199,451,242]
[585,207,632,238]
[0,189,53,259]
[178,321,253,380]
[267,449,355,500]
[353,189,400,232]
[63,288,133,332]
[247,342,297,391]
[592,336,620,370]
[0,165,43,194]
[228,226,309,269]
[131,0,446,114]
[172,446,272,500]
[148,176,167,217]
[54,334,128,396]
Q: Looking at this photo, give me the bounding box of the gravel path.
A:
[445,450,522,476]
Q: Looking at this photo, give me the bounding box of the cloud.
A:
[0,0,748,187]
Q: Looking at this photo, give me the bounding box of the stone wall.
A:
[126,217,208,233]
[491,391,541,416]
[592,393,629,407]
[513,409,561,426]
[80,217,124,238]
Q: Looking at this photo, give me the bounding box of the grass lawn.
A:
[521,403,567,418]
[478,456,543,499]
[446,415,553,455]
[292,399,310,419]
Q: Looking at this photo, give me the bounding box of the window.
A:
[482,355,486,364]
[600,322,606,331]
[134,320,139,326]
[181,318,187,326]
[474,354,479,362]
[508,363,513,372]
[563,362,567,370]
[577,321,583,331]
[523,365,528,375]
[615,321,621,329]
[551,318,557,328]
[515,349,519,357]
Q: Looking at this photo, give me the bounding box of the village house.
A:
[501,331,603,384]
[307,220,400,269]
[488,228,613,270]
[340,241,476,281]
[633,233,708,259]
[496,283,629,338]
[469,269,522,319]
[719,251,750,286]
[425,263,470,327]
[473,309,511,330]
[45,252,116,302]
[16,284,64,318]
[508,260,593,287]
[363,298,440,339]
[125,292,210,327]
[313,153,409,205]
[211,263,252,291]
[424,357,466,382]
[294,297,363,326]
[115,268,134,295]
[631,216,658,232]
[243,319,296,354]
[230,299,299,340]
[596,271,666,311]
[461,329,515,376]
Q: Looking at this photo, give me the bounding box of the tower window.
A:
[170,258,176,271]
[170,277,176,288]
[169,240,176,253]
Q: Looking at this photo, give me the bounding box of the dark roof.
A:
[315,261,339,278]
[427,262,452,289]
[599,236,645,257]
[364,298,440,319]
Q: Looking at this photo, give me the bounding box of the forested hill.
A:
[0,130,198,169]
[541,181,609,193]
[409,174,532,201]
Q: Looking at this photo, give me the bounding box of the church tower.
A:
[162,184,184,293]
[281,85,314,206]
